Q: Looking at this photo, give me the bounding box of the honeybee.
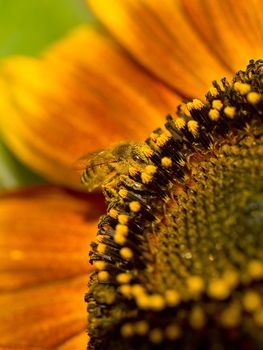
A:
[76,142,149,191]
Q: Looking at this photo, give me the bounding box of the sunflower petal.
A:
[0,186,104,291]
[0,26,179,187]
[0,186,104,347]
[87,0,230,97]
[0,275,88,348]
[181,0,263,72]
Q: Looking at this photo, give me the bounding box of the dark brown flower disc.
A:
[85,59,263,350]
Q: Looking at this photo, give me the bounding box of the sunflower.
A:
[0,1,262,349]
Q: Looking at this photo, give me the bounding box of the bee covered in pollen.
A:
[76,141,154,192]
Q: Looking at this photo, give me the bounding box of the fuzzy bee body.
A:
[77,142,147,191]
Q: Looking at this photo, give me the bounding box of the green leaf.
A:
[0,0,92,58]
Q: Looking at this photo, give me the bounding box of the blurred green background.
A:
[0,0,91,187]
[0,0,91,57]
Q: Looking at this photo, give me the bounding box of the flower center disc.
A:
[86,60,263,350]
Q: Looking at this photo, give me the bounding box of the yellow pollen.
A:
[109,208,118,219]
[187,276,205,295]
[131,284,145,297]
[121,323,134,338]
[97,243,106,254]
[116,273,132,284]
[119,188,128,198]
[129,201,141,212]
[212,99,223,110]
[161,157,172,167]
[208,279,230,300]
[120,247,133,260]
[141,145,153,158]
[149,294,166,311]
[134,320,149,335]
[224,106,236,118]
[115,224,128,235]
[97,270,109,282]
[145,165,157,174]
[114,232,126,245]
[136,294,151,309]
[242,291,262,312]
[118,214,129,225]
[129,166,139,177]
[93,261,106,270]
[165,324,181,340]
[192,99,204,109]
[208,86,218,97]
[208,108,220,121]
[156,133,171,146]
[174,117,186,130]
[141,172,153,184]
[119,284,132,297]
[186,101,193,111]
[150,132,159,141]
[174,117,186,129]
[247,260,263,279]
[247,91,261,104]
[234,82,251,95]
[165,290,181,306]
[187,120,199,136]
[149,328,163,344]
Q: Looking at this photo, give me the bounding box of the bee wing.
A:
[73,150,118,191]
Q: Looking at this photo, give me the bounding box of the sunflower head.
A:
[85,59,263,350]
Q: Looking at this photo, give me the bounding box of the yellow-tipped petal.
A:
[0,26,179,188]
[87,0,230,97]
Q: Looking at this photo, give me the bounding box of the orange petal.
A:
[87,0,231,97]
[182,0,263,72]
[0,26,179,187]
[0,275,88,348]
[0,186,105,291]
[0,186,104,348]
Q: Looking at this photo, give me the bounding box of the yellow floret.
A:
[97,270,109,282]
[187,120,199,136]
[161,157,172,168]
[118,214,129,225]
[93,260,106,270]
[129,201,141,212]
[187,276,205,296]
[115,223,128,235]
[234,82,251,95]
[108,208,118,218]
[116,273,132,284]
[141,172,153,184]
[243,291,262,312]
[247,91,261,104]
[174,117,186,129]
[120,247,133,260]
[121,323,134,337]
[224,106,236,118]
[208,279,230,300]
[118,188,128,198]
[212,99,223,110]
[209,108,220,121]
